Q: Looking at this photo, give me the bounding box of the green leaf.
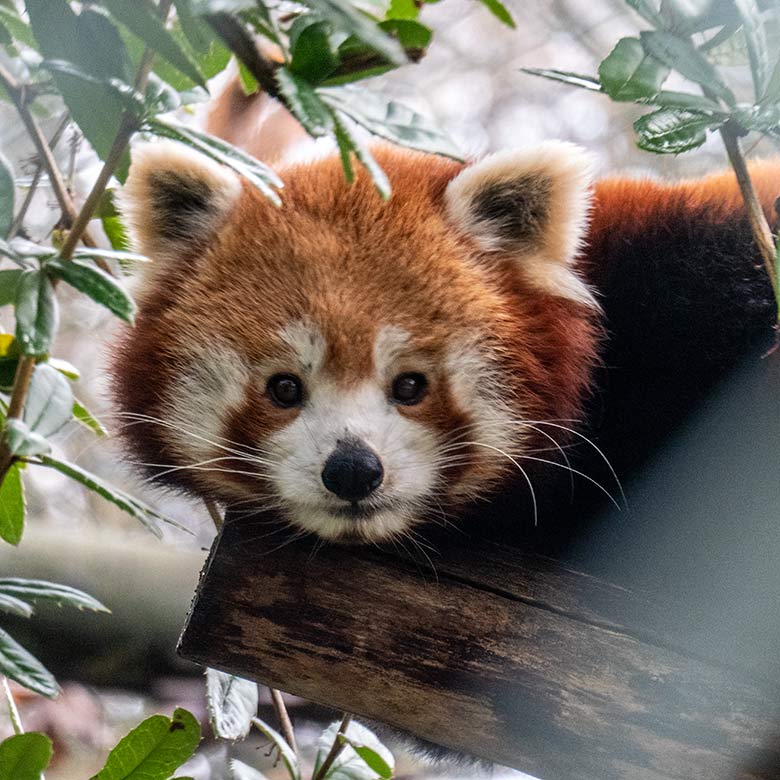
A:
[0,150,14,238]
[640,30,735,104]
[206,668,259,740]
[319,85,462,159]
[338,737,393,779]
[314,721,393,780]
[230,759,269,780]
[477,0,515,28]
[47,257,136,324]
[97,191,131,252]
[73,398,109,437]
[305,0,406,66]
[634,107,723,154]
[26,1,130,165]
[599,37,669,101]
[643,89,722,111]
[34,454,168,537]
[277,68,335,136]
[0,733,53,780]
[379,19,432,49]
[0,625,59,698]
[147,118,283,206]
[101,0,207,87]
[4,419,51,458]
[48,357,80,380]
[625,0,664,26]
[386,0,419,19]
[289,18,341,84]
[24,363,74,438]
[0,578,109,612]
[14,269,59,356]
[237,59,260,94]
[334,120,356,182]
[0,269,22,307]
[251,718,300,780]
[0,7,37,49]
[521,67,602,91]
[91,708,201,780]
[174,0,216,52]
[0,592,33,617]
[0,462,24,545]
[332,112,390,198]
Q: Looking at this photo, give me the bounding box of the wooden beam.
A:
[179,519,780,780]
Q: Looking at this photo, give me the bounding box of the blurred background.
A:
[0,0,777,777]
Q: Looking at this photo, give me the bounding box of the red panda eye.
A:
[267,374,303,408]
[391,372,428,405]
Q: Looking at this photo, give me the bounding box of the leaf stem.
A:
[2,676,24,735]
[313,713,353,780]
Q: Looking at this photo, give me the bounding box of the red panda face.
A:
[113,142,600,543]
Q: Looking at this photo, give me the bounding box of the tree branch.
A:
[312,713,353,780]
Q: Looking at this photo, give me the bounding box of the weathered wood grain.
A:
[179,520,780,780]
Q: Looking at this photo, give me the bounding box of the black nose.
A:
[321,443,384,502]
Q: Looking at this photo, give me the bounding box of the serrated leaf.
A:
[0,150,14,238]
[147,118,283,205]
[34,454,169,537]
[521,67,602,91]
[305,0,406,66]
[0,269,22,307]
[0,462,24,545]
[231,759,269,780]
[101,0,207,88]
[47,257,136,323]
[477,0,515,27]
[4,419,51,458]
[0,625,59,698]
[91,707,201,780]
[644,90,722,111]
[23,362,73,438]
[319,85,461,159]
[314,721,393,780]
[332,112,390,198]
[634,107,722,154]
[206,668,259,740]
[0,732,53,780]
[599,37,669,101]
[0,592,33,617]
[251,718,300,780]
[640,30,734,104]
[0,578,109,613]
[73,398,109,437]
[277,68,335,136]
[14,269,59,356]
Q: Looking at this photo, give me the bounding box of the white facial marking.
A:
[163,341,250,466]
[278,320,326,374]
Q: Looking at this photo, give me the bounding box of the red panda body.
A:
[112,142,777,548]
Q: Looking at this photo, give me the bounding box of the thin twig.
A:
[0,0,172,485]
[1,677,24,735]
[0,62,95,248]
[7,115,71,240]
[312,713,353,780]
[270,687,299,760]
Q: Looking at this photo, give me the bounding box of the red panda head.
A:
[113,141,600,543]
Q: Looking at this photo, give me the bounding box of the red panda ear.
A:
[444,141,597,306]
[120,141,242,261]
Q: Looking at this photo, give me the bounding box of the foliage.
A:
[0,0,514,773]
[524,0,780,309]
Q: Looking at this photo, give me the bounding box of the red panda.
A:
[111,139,777,547]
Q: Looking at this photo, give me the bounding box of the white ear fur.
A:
[444,141,598,306]
[120,140,242,260]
